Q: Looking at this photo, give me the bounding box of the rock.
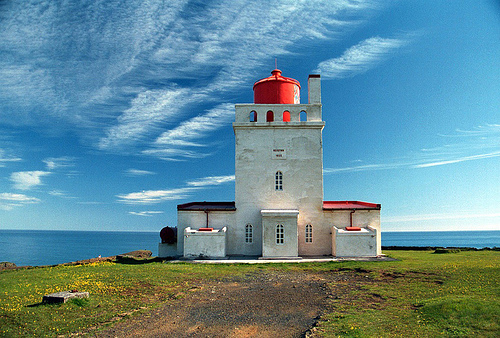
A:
[0,262,16,268]
[116,250,152,259]
[43,290,89,303]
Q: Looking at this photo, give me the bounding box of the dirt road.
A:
[96,268,362,337]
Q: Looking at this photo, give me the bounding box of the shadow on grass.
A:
[114,256,169,265]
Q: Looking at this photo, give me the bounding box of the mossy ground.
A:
[0,250,498,337]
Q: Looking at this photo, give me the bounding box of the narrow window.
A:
[249,111,257,122]
[266,110,274,122]
[283,110,291,122]
[300,110,307,122]
[305,224,313,243]
[245,224,253,243]
[275,171,283,191]
[276,224,284,244]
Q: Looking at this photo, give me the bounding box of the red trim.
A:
[323,201,381,210]
[345,226,362,231]
[198,228,214,232]
[177,201,236,211]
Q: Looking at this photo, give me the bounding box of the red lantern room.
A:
[253,69,300,104]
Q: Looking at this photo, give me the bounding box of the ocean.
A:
[0,230,498,267]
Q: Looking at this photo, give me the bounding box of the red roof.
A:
[177,201,236,211]
[323,201,381,210]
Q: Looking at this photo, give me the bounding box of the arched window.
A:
[275,171,283,191]
[276,224,284,244]
[249,111,257,122]
[245,224,253,243]
[266,110,274,122]
[300,110,307,122]
[283,110,291,122]
[305,224,313,243]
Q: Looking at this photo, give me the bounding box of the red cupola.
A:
[253,69,300,104]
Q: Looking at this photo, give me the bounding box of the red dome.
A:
[253,69,300,104]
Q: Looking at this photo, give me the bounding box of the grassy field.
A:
[0,250,498,337]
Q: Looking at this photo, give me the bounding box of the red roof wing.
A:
[323,201,381,210]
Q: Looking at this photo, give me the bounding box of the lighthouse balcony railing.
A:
[235,104,322,123]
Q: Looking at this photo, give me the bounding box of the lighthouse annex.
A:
[159,69,381,259]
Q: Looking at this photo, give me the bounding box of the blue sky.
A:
[1,0,499,232]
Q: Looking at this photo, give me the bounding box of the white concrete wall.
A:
[261,210,299,258]
[233,103,325,256]
[234,104,322,123]
[158,243,178,258]
[308,75,321,104]
[183,227,227,258]
[332,226,378,257]
[177,210,235,256]
[324,210,381,256]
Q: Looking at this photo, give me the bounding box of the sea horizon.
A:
[1,229,499,267]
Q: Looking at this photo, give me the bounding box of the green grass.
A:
[0,251,498,337]
[312,250,499,337]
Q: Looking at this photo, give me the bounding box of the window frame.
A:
[276,223,285,245]
[305,224,313,243]
[249,110,257,122]
[266,110,274,122]
[275,171,283,191]
[245,224,253,244]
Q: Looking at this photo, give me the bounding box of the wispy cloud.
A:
[315,35,412,78]
[10,171,51,190]
[0,193,40,210]
[124,169,156,176]
[325,124,500,173]
[144,103,234,160]
[186,175,235,187]
[0,0,380,154]
[384,211,500,223]
[43,157,75,170]
[129,211,164,217]
[0,149,21,167]
[48,190,76,199]
[117,187,197,205]
[117,173,234,205]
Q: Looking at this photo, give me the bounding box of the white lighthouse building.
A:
[160,69,381,259]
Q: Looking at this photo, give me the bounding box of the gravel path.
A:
[95,269,354,338]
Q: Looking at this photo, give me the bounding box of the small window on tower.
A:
[283,110,291,122]
[275,171,283,191]
[249,111,257,122]
[276,224,284,244]
[300,110,307,122]
[245,224,253,244]
[305,224,313,243]
[266,110,274,122]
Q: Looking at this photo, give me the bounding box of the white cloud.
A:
[315,35,412,78]
[0,192,40,210]
[384,212,500,223]
[124,169,156,176]
[98,87,197,151]
[412,151,500,168]
[10,171,51,190]
[145,103,234,160]
[186,175,235,187]
[0,0,381,153]
[117,173,234,205]
[0,149,21,167]
[117,188,197,205]
[48,190,76,199]
[129,211,164,217]
[43,157,75,170]
[325,123,500,173]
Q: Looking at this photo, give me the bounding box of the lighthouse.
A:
[164,69,382,259]
[233,70,325,257]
